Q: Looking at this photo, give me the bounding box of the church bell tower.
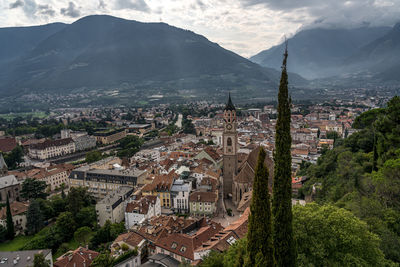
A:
[223,93,238,198]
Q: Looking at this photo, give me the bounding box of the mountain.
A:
[0,23,66,67]
[0,15,307,100]
[250,27,391,79]
[347,23,400,81]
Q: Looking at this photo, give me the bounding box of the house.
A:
[141,253,180,267]
[142,171,177,208]
[0,137,17,153]
[0,249,52,267]
[111,232,146,261]
[125,195,161,228]
[154,218,223,264]
[0,175,21,203]
[0,201,29,234]
[189,192,218,216]
[171,179,191,214]
[194,147,222,168]
[54,247,99,267]
[29,164,74,192]
[96,186,134,226]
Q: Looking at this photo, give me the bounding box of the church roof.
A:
[0,154,7,170]
[224,93,236,111]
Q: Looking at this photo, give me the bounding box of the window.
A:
[171,242,178,249]
[180,246,186,252]
[227,137,232,146]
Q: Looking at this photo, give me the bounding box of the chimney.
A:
[197,194,201,201]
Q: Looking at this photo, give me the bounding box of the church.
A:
[222,94,274,208]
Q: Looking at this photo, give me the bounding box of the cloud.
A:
[60,2,80,18]
[98,0,106,9]
[9,0,24,9]
[38,4,55,17]
[239,0,400,29]
[115,0,150,12]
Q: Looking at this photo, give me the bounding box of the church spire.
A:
[225,92,236,111]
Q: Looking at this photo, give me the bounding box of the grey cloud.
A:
[38,4,55,17]
[115,0,150,12]
[9,0,24,9]
[98,0,106,9]
[60,2,80,18]
[240,0,400,29]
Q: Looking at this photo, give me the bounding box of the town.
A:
[0,90,388,266]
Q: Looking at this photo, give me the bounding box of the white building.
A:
[28,138,75,160]
[171,179,192,214]
[125,195,161,228]
[95,186,134,226]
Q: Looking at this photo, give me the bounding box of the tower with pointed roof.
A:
[222,93,238,198]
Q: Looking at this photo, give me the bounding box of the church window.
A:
[227,137,232,146]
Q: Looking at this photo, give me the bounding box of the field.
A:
[0,235,34,251]
[0,111,48,121]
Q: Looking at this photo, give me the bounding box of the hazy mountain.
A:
[0,23,66,67]
[0,15,306,98]
[250,27,390,79]
[346,23,400,81]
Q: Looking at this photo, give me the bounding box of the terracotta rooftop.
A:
[0,137,17,153]
[189,191,217,203]
[126,195,158,215]
[54,247,99,267]
[30,138,73,150]
[0,201,28,219]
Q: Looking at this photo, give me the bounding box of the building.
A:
[69,166,145,198]
[189,191,218,216]
[94,129,127,145]
[112,231,146,259]
[232,146,274,206]
[0,201,29,234]
[0,175,20,203]
[154,218,223,264]
[222,94,238,198]
[73,135,97,151]
[28,138,75,160]
[141,254,180,267]
[54,247,99,267]
[29,164,74,191]
[0,154,7,175]
[0,137,17,153]
[142,171,177,208]
[96,186,134,226]
[125,195,161,228]
[0,249,52,267]
[171,179,191,214]
[113,253,142,267]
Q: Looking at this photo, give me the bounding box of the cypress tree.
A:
[246,148,274,266]
[272,44,296,267]
[5,195,14,240]
[373,130,378,172]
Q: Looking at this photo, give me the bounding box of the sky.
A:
[1,0,400,57]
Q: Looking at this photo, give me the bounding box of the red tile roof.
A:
[0,137,17,153]
[54,247,99,267]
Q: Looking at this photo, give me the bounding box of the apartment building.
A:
[29,164,74,191]
[95,186,134,226]
[28,138,75,160]
[69,166,146,198]
[93,129,127,145]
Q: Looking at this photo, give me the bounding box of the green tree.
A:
[246,148,274,266]
[117,135,144,157]
[91,251,114,267]
[372,158,400,209]
[26,199,44,235]
[56,212,76,240]
[3,146,24,169]
[20,178,48,200]
[272,45,296,266]
[74,226,92,246]
[75,206,97,228]
[0,225,7,242]
[293,204,388,266]
[66,187,92,215]
[32,253,50,267]
[85,150,102,163]
[5,196,14,240]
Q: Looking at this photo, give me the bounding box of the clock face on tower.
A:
[226,124,232,130]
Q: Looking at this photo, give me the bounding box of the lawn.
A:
[0,111,48,121]
[0,235,34,251]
